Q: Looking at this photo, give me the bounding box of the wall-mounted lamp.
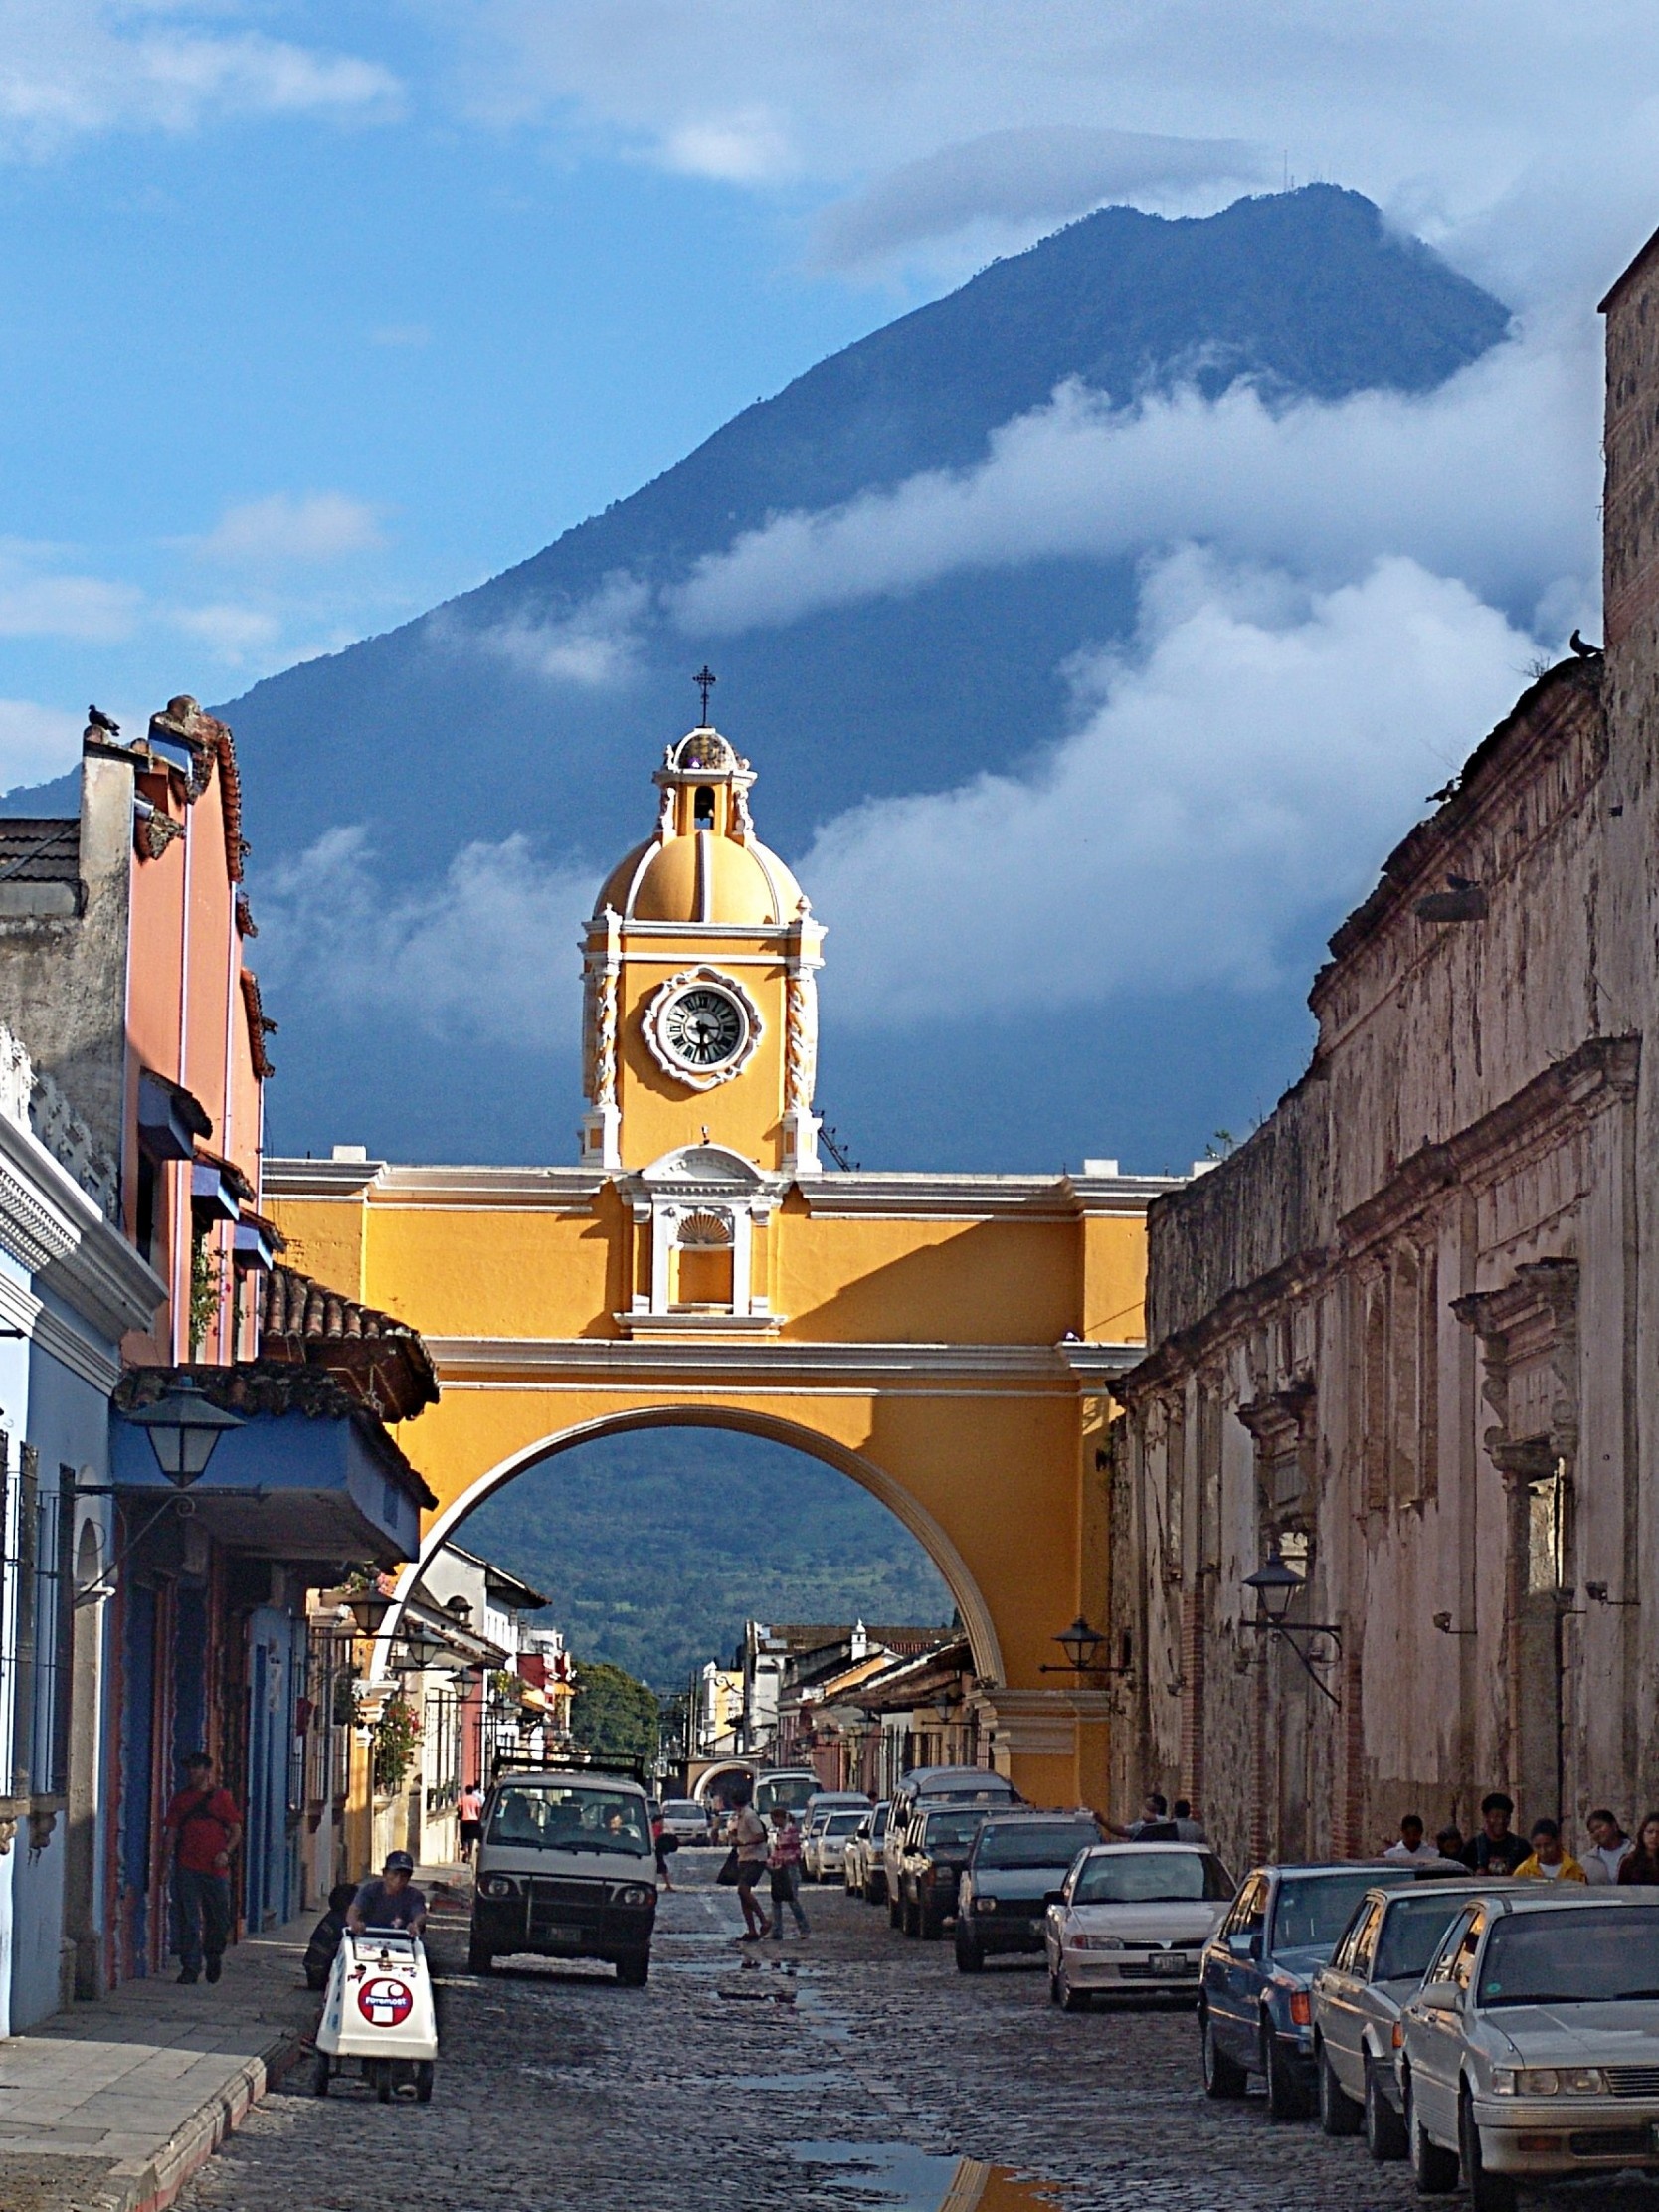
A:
[1039,1615,1107,1675]
[1585,1581,1639,1609]
[1241,1546,1343,1706]
[124,1378,243,1487]
[1432,1611,1478,1636]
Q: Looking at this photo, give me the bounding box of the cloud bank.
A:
[671,328,1597,645]
[806,551,1540,1023]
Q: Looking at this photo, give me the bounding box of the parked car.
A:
[1199,1861,1455,2120]
[467,1769,658,1985]
[882,1767,1021,1920]
[1312,1880,1520,2159]
[844,1802,892,1902]
[896,1802,997,1936]
[1399,1886,1659,2209]
[802,1789,870,1835]
[657,1798,713,1845]
[957,1812,1105,1973]
[804,1808,867,1881]
[1042,1841,1232,2008]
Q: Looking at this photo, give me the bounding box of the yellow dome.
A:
[598,830,803,925]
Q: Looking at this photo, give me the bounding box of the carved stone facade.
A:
[1109,606,1656,1871]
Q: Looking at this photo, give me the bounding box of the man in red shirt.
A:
[161,1752,242,1984]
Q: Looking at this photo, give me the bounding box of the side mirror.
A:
[1043,1890,1065,1908]
[1228,1931,1262,1961]
[1414,1982,1460,2011]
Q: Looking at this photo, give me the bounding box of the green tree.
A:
[570,1659,660,1770]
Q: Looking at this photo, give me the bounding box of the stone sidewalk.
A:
[0,1875,469,2212]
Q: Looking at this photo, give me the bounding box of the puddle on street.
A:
[733,2067,845,2091]
[791,2141,1062,2209]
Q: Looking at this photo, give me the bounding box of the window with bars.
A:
[424,1689,461,1813]
[3,1444,74,1800]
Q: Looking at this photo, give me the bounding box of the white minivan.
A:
[468,1768,659,1985]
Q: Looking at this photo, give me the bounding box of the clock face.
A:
[661,986,745,1069]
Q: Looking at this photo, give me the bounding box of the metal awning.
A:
[138,1071,211,1162]
[191,1162,242,1221]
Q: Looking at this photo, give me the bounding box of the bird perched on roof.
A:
[1569,629,1601,658]
[86,704,120,737]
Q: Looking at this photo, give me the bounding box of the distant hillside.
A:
[458,1425,953,1689]
[202,185,1509,1171]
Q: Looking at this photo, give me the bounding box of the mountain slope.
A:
[211,185,1509,1169]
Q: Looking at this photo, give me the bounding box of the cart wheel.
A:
[312,2052,330,2098]
[373,2062,392,2105]
[416,2061,434,2104]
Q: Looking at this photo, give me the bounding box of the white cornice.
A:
[0,1111,163,1342]
[425,1335,1138,1384]
[1054,1340,1145,1384]
[263,1161,606,1210]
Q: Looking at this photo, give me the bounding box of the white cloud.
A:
[813,126,1269,271]
[0,4,402,155]
[660,106,793,183]
[196,492,386,568]
[458,2,1659,307]
[0,564,140,642]
[171,602,281,662]
[0,698,84,792]
[258,826,593,1049]
[805,550,1540,1025]
[670,324,1599,644]
[456,572,650,687]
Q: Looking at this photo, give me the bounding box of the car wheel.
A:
[956,1933,984,1974]
[1261,2020,1311,2121]
[1364,2056,1408,2161]
[1319,2046,1363,2136]
[466,1938,493,1975]
[1460,2085,1517,2212]
[1048,1966,1062,2005]
[1200,2009,1247,2099]
[616,1951,649,1987]
[1406,2077,1459,2194]
[1057,1962,1091,2013]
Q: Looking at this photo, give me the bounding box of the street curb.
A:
[99,2027,307,2212]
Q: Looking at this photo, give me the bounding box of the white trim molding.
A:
[640,967,764,1093]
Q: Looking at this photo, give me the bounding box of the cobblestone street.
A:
[162,1857,1659,2212]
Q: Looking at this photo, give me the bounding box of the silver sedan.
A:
[1399,1886,1659,2210]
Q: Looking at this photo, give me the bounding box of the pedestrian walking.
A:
[161,1751,242,1986]
[348,1849,429,1936]
[1618,1812,1659,1883]
[1458,1791,1530,1876]
[1582,1808,1634,1885]
[727,1786,771,1941]
[303,1881,361,1989]
[1435,1824,1465,1861]
[458,1782,484,1864]
[1383,1813,1438,1863]
[1172,1799,1207,1842]
[652,1809,677,1891]
[1104,1791,1179,1841]
[1514,1817,1588,1882]
[767,1807,811,1940]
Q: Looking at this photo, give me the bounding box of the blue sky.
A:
[5,0,1657,801]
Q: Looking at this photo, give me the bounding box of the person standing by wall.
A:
[768,1807,810,1941]
[160,1752,243,1986]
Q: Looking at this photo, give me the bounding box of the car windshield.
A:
[924,1811,985,1849]
[826,1812,864,1835]
[1272,1873,1393,1953]
[663,1802,702,1820]
[486,1785,651,1857]
[1478,1908,1659,2007]
[1375,1894,1477,1982]
[978,1822,1100,1870]
[1072,1852,1232,1904]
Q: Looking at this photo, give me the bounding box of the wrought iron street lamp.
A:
[125,1379,243,1488]
[342,1581,395,1637]
[1040,1615,1108,1675]
[1242,1545,1343,1705]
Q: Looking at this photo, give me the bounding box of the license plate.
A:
[536,1925,585,1946]
[1150,1952,1193,1976]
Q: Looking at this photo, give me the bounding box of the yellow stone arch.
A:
[268,717,1182,1803]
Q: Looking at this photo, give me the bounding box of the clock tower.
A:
[579,718,824,1185]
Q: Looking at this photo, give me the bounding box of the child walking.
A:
[768,1806,811,1939]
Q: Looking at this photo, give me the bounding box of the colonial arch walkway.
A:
[267,1155,1174,1803]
